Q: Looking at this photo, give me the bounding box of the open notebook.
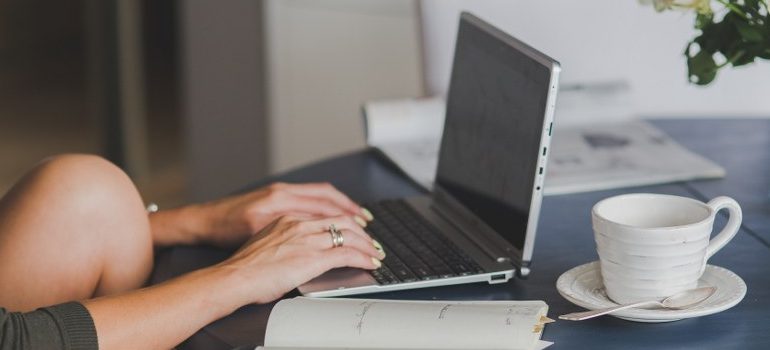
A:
[256,297,553,350]
[363,97,725,195]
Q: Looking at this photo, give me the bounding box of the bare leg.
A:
[0,154,153,312]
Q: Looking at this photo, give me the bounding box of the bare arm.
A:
[86,214,385,350]
[82,265,239,350]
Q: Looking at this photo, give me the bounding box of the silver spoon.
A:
[559,286,717,321]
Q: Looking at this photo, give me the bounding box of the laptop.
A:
[299,12,560,297]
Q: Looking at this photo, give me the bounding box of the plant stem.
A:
[716,0,749,19]
[717,50,746,68]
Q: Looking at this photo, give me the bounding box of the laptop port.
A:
[489,273,507,284]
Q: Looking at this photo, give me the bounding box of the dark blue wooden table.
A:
[152,119,770,349]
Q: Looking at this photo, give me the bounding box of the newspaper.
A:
[362,97,725,196]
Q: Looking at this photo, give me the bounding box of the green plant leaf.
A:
[735,20,764,42]
[695,13,714,29]
[682,0,770,85]
[687,46,718,85]
[731,50,754,66]
[697,16,740,54]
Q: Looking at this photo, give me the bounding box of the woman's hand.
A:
[203,182,372,246]
[85,214,384,350]
[149,182,374,247]
[218,214,385,304]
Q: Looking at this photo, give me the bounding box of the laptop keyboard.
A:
[364,200,485,285]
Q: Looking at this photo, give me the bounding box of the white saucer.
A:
[556,261,746,323]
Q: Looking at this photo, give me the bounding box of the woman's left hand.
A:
[150,182,373,247]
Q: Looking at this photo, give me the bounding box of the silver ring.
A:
[329,224,344,248]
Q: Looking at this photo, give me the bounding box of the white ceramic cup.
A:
[591,193,742,304]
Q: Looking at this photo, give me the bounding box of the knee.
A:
[35,154,154,291]
[32,153,149,233]
[0,154,155,300]
[36,154,130,190]
[32,154,143,212]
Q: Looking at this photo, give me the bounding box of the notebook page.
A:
[264,298,547,350]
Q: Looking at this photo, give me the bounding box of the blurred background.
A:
[0,0,184,203]
[1,0,768,207]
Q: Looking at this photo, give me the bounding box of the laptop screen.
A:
[435,14,553,253]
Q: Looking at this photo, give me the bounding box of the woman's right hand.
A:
[82,215,384,350]
[217,214,386,305]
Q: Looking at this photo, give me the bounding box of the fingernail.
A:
[361,207,374,221]
[372,240,386,258]
[371,257,382,268]
[353,215,368,228]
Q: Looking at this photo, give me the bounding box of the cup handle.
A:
[705,196,742,259]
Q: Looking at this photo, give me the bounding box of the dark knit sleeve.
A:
[0,302,98,350]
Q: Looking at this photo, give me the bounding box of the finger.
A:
[279,183,363,217]
[296,216,373,241]
[321,247,382,272]
[305,230,383,259]
[280,216,384,257]
[272,192,350,219]
[281,212,319,221]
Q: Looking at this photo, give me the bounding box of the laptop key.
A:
[381,217,456,277]
[387,265,418,282]
[368,230,420,283]
[396,252,437,279]
[372,266,399,284]
[364,201,479,283]
[381,252,419,282]
[432,266,456,278]
[451,263,473,275]
[414,266,438,280]
[383,257,418,282]
[368,219,438,280]
[398,210,486,275]
[388,239,444,279]
[370,268,391,285]
[380,267,399,283]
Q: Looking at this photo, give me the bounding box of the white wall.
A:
[266,0,423,173]
[420,0,770,121]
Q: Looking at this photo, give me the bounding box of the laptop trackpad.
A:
[298,268,377,294]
